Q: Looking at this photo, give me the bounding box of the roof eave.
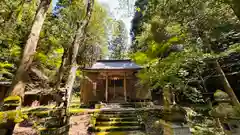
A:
[97,59,132,62]
[82,68,143,72]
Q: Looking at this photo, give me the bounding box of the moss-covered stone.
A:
[0,110,28,124]
[37,124,70,135]
[3,96,21,103]
[95,104,104,109]
[49,108,66,117]
[214,90,230,102]
[27,108,51,118]
[93,125,142,132]
[2,96,21,110]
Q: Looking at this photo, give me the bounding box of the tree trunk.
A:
[64,0,95,107]
[215,60,240,106]
[230,0,240,20]
[5,0,51,99]
[198,32,239,106]
[55,48,69,90]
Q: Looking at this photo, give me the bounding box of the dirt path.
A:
[13,124,37,135]
[69,114,91,135]
[14,113,147,135]
[13,113,91,135]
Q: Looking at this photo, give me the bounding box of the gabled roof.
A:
[84,59,142,70]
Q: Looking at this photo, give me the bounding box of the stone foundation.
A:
[161,120,191,135]
[171,124,191,135]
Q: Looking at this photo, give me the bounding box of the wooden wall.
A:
[81,71,146,104]
[81,72,99,104]
[96,79,105,101]
[108,87,124,100]
[126,79,136,100]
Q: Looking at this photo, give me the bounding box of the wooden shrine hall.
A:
[80,60,143,104]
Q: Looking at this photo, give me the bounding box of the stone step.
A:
[96,117,139,122]
[98,113,136,118]
[99,109,136,114]
[90,103,145,133]
[95,121,140,126]
[37,124,70,135]
[103,103,135,108]
[94,131,146,135]
[91,125,143,132]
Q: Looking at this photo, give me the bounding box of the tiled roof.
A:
[0,81,11,85]
[85,60,142,70]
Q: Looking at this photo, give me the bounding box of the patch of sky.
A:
[53,0,58,8]
[52,0,136,45]
[98,0,136,45]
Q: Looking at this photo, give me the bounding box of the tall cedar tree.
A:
[6,0,52,99]
[57,0,95,107]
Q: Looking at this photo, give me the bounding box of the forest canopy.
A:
[1,0,240,135]
[0,0,110,82]
[0,0,240,105]
[130,0,240,104]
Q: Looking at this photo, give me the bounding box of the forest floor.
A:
[13,113,91,135]
[13,97,148,135]
[13,96,94,135]
[13,113,147,135]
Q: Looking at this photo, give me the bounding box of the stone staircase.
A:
[89,103,145,133]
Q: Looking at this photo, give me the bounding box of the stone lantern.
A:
[209,90,240,135]
[160,86,192,135]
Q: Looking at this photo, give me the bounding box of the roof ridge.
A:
[97,59,132,62]
[84,59,142,70]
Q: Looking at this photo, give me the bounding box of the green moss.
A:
[70,104,80,108]
[69,108,86,114]
[27,110,51,118]
[26,107,94,118]
[94,126,141,131]
[31,111,50,117]
[37,127,58,131]
[0,110,28,124]
[90,111,100,126]
[4,96,21,103]
[95,104,102,109]
[97,121,139,125]
[214,90,229,99]
[95,132,127,135]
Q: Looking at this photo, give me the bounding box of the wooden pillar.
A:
[80,72,85,103]
[113,80,116,98]
[124,72,127,102]
[105,73,108,102]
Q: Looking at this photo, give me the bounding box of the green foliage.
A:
[131,0,240,104]
[0,0,38,80]
[131,52,149,65]
[0,0,110,82]
[109,20,128,59]
[76,70,82,78]
[0,62,14,80]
